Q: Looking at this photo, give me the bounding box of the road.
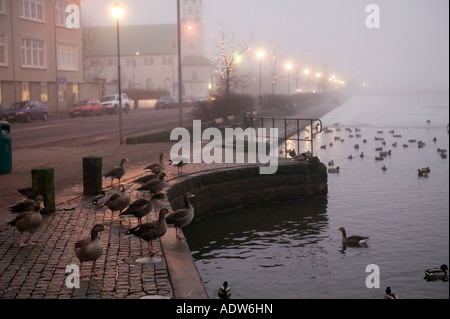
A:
[10,107,194,149]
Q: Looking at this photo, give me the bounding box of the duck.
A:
[348,154,353,160]
[337,227,370,245]
[75,224,108,277]
[328,167,340,174]
[8,201,44,247]
[418,169,428,177]
[145,153,166,172]
[360,152,365,158]
[101,185,130,222]
[169,158,189,174]
[382,165,387,171]
[119,196,158,225]
[420,167,431,173]
[133,167,163,184]
[218,281,232,299]
[424,264,448,279]
[384,287,398,299]
[328,160,334,167]
[137,172,167,196]
[124,208,169,254]
[103,158,128,188]
[165,193,196,240]
[8,195,44,214]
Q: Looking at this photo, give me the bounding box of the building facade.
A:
[0,0,83,114]
[84,0,211,100]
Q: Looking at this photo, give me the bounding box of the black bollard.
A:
[83,156,103,196]
[31,167,55,214]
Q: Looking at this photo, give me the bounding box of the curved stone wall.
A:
[166,162,328,222]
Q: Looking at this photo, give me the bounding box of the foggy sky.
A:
[81,0,449,92]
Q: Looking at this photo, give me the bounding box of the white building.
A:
[84,0,211,100]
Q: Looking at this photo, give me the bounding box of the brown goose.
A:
[75,224,108,277]
[125,208,169,254]
[103,158,128,187]
[8,201,44,247]
[137,172,167,196]
[8,195,44,214]
[145,153,166,172]
[119,195,162,225]
[133,167,163,184]
[338,227,370,245]
[165,193,196,240]
[101,185,130,222]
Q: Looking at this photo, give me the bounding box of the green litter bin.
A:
[0,121,12,174]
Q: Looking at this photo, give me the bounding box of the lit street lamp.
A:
[112,2,124,144]
[257,51,264,114]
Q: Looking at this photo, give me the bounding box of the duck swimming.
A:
[383,287,398,299]
[424,264,448,279]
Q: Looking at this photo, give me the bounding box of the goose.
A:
[133,167,163,184]
[101,185,130,222]
[165,193,196,240]
[337,227,370,245]
[360,152,365,158]
[424,264,448,279]
[382,165,387,171]
[103,158,128,188]
[137,172,167,196]
[218,281,232,299]
[145,153,166,172]
[75,224,108,277]
[124,208,169,254]
[120,197,158,225]
[384,287,398,299]
[8,195,44,214]
[348,154,353,160]
[169,158,189,174]
[328,167,340,173]
[8,201,44,247]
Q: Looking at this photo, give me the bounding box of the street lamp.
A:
[286,63,292,95]
[112,2,124,144]
[257,51,264,114]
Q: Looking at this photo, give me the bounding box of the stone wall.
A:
[166,162,328,222]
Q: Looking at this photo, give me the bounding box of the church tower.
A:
[181,0,205,56]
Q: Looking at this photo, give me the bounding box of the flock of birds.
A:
[7,152,196,278]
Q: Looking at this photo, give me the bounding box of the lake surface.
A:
[184,92,449,299]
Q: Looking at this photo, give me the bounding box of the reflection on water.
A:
[184,93,449,299]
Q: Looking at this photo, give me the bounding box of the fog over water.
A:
[81,0,449,93]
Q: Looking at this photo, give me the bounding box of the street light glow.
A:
[111,2,123,19]
[257,51,264,59]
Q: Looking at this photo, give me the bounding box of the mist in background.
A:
[81,0,449,93]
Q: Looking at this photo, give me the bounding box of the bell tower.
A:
[181,0,205,56]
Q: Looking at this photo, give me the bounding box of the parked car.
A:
[7,101,48,123]
[155,96,178,110]
[99,94,131,115]
[0,103,7,122]
[70,99,103,118]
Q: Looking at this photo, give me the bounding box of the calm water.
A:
[184,92,449,299]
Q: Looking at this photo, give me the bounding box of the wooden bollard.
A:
[83,156,103,196]
[31,167,55,214]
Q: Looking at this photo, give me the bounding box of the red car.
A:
[69,99,103,118]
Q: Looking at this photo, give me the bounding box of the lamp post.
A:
[112,2,124,144]
[286,63,292,95]
[177,0,183,127]
[257,51,264,114]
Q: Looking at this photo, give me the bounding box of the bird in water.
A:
[218,281,232,299]
[124,208,169,254]
[383,287,398,299]
[165,193,196,240]
[8,200,44,247]
[103,158,128,188]
[424,264,448,280]
[75,224,108,277]
[337,227,370,245]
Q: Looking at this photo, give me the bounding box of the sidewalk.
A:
[0,150,209,299]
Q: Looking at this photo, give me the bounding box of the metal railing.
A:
[244,114,323,158]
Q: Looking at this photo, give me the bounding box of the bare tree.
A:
[81,14,106,83]
[270,44,279,95]
[211,25,254,97]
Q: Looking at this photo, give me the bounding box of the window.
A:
[21,37,46,68]
[57,43,77,71]
[55,1,67,27]
[144,57,154,66]
[192,70,198,81]
[40,82,48,102]
[19,0,44,22]
[0,0,6,14]
[0,33,7,66]
[22,82,30,101]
